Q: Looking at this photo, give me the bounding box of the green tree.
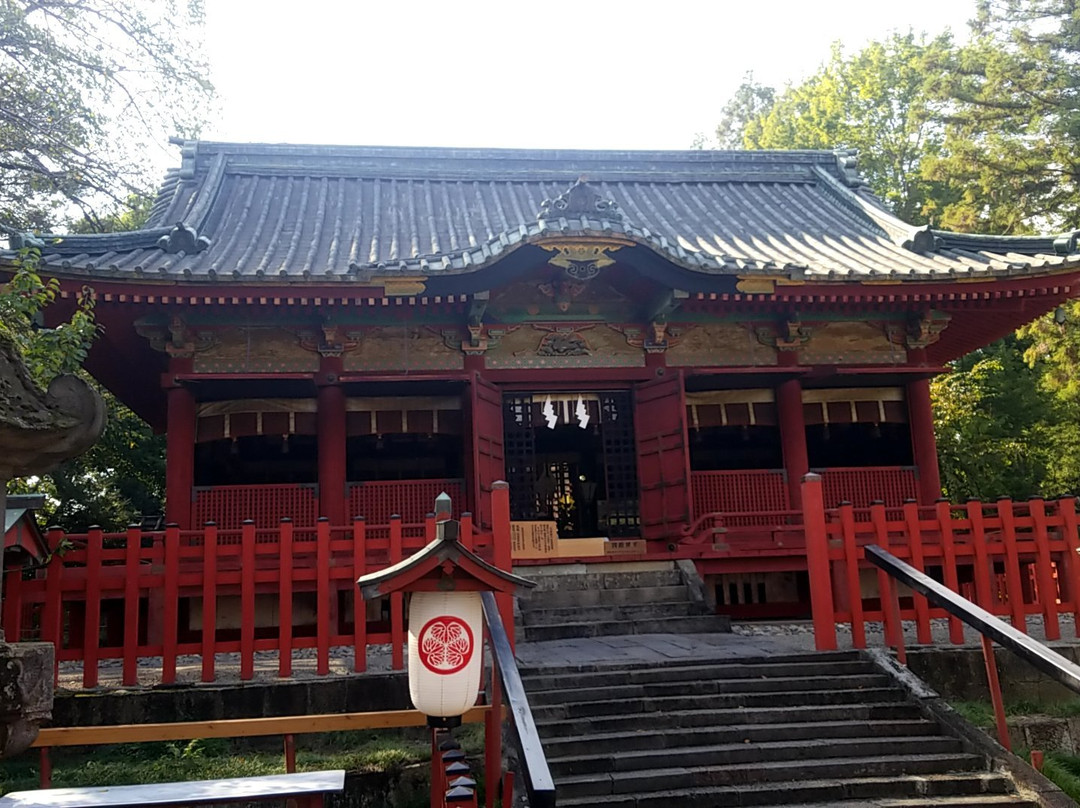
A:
[0,0,212,231]
[925,0,1080,233]
[931,337,1065,499]
[730,33,957,223]
[3,200,165,530]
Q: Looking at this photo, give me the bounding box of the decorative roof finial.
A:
[538,178,623,222]
[157,222,211,255]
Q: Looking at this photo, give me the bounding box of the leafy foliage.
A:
[718,33,958,223]
[0,246,97,388]
[710,3,1080,500]
[0,0,212,231]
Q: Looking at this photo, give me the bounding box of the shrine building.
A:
[6,142,1080,604]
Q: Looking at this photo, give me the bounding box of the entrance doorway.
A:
[503,392,639,538]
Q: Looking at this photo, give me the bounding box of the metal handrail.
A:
[481,592,556,808]
[864,544,1080,695]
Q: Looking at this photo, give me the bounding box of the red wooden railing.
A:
[801,473,1080,651]
[192,484,319,529]
[816,466,918,508]
[690,470,789,524]
[348,479,465,525]
[1,487,510,688]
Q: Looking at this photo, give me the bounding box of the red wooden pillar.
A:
[906,350,941,504]
[164,362,195,530]
[317,356,347,525]
[776,363,808,511]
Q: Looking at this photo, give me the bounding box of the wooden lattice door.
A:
[635,372,692,540]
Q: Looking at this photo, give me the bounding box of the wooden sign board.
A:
[510,521,559,559]
[605,539,647,555]
[557,537,607,557]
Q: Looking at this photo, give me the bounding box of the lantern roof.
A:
[356,518,534,598]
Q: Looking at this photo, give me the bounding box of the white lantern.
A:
[408,591,483,719]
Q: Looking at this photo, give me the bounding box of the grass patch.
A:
[949,698,1080,727]
[1042,752,1080,802]
[0,728,467,794]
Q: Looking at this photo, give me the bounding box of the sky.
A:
[202,0,976,151]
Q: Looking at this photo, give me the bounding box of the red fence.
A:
[801,473,1080,650]
[691,470,789,523]
[193,484,319,529]
[349,479,465,526]
[2,488,508,688]
[816,466,918,508]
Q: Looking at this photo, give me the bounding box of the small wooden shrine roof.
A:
[7,142,1080,285]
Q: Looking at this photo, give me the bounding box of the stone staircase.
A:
[522,651,1041,807]
[516,561,730,642]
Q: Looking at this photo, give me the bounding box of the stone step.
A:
[554,773,1024,807]
[521,614,730,642]
[526,672,892,705]
[554,752,988,798]
[522,658,878,690]
[534,701,926,736]
[531,686,908,722]
[547,734,963,778]
[521,649,865,676]
[541,718,941,757]
[773,799,1038,808]
[519,584,689,608]
[522,567,684,592]
[521,601,702,625]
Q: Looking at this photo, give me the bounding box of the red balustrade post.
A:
[802,473,837,651]
[906,358,942,504]
[903,501,933,645]
[240,520,256,680]
[777,369,808,511]
[935,501,965,644]
[1058,497,1080,636]
[123,525,142,686]
[967,499,994,610]
[39,747,51,789]
[485,657,503,808]
[162,524,180,685]
[81,526,104,688]
[316,356,347,526]
[164,373,196,530]
[316,517,331,676]
[278,519,294,678]
[982,636,1011,750]
[390,515,404,670]
[3,562,22,641]
[870,503,902,652]
[352,517,367,673]
[1028,497,1061,640]
[838,503,865,648]
[42,527,64,685]
[997,498,1028,631]
[491,481,514,648]
[201,522,218,683]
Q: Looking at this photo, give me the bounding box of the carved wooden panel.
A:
[798,321,906,365]
[665,323,776,367]
[341,326,463,372]
[486,324,644,369]
[193,328,318,374]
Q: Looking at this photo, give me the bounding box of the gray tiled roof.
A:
[7,142,1080,283]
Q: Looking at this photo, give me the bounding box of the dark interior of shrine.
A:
[532,422,607,538]
[345,433,464,481]
[194,435,318,486]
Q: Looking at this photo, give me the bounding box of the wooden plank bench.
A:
[0,769,345,807]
